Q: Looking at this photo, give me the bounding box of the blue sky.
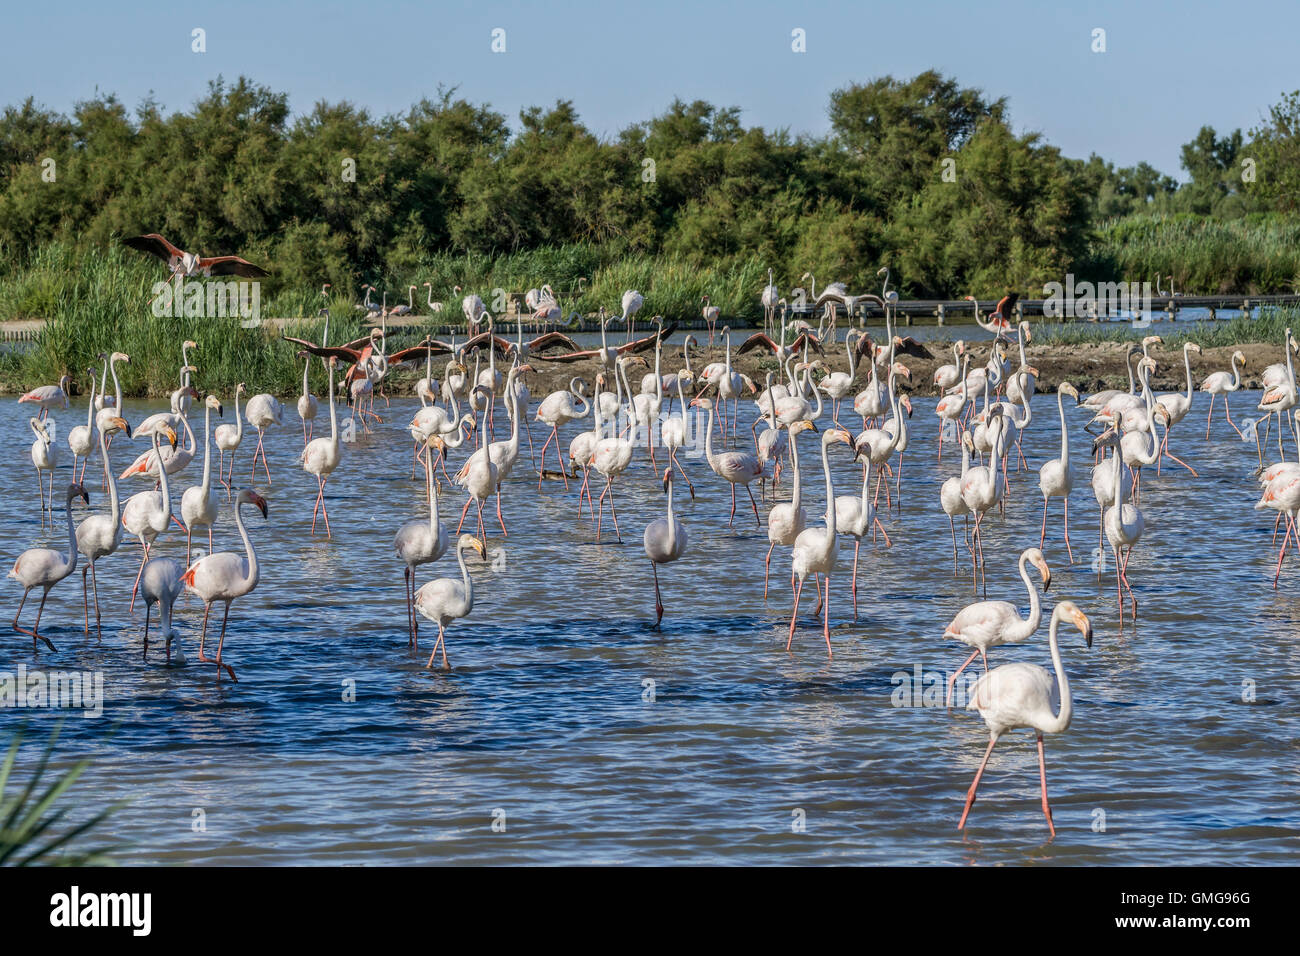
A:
[1,0,1295,178]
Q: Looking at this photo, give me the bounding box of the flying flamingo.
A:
[787,426,854,656]
[123,233,269,278]
[75,416,131,637]
[942,547,1052,707]
[691,395,764,528]
[1198,349,1245,438]
[180,395,224,564]
[958,601,1093,838]
[1037,383,1079,562]
[644,467,689,627]
[181,488,269,682]
[10,481,88,652]
[764,420,815,600]
[396,434,450,647]
[18,373,71,421]
[301,357,342,537]
[414,534,487,669]
[214,383,246,492]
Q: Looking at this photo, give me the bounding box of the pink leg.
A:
[958,736,998,831]
[946,649,980,707]
[1037,734,1056,838]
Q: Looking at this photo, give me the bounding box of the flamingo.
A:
[1037,383,1080,562]
[691,395,764,528]
[817,330,861,424]
[761,269,780,335]
[180,488,269,682]
[18,373,71,421]
[660,370,696,498]
[457,286,487,336]
[644,467,689,627]
[569,373,607,515]
[390,284,417,316]
[958,601,1093,839]
[123,233,269,278]
[836,445,892,619]
[10,481,88,652]
[414,534,487,669]
[67,367,97,483]
[700,295,720,346]
[180,395,224,564]
[29,417,58,528]
[1154,341,1202,475]
[170,340,198,416]
[935,354,971,463]
[244,392,283,483]
[1098,428,1145,624]
[1199,349,1245,438]
[396,433,450,646]
[960,407,1007,594]
[589,364,639,543]
[457,366,531,539]
[454,390,501,544]
[535,378,590,489]
[941,428,974,573]
[942,547,1052,707]
[297,348,319,444]
[94,352,129,444]
[934,341,966,392]
[787,426,854,656]
[302,358,342,537]
[619,290,644,342]
[121,425,179,610]
[214,383,246,491]
[75,416,132,637]
[140,556,184,663]
[764,420,815,600]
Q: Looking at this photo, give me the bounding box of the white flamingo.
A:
[180,395,224,563]
[959,601,1093,839]
[787,426,853,657]
[414,534,487,669]
[181,488,269,682]
[244,391,283,483]
[644,467,688,627]
[75,416,131,636]
[9,481,88,652]
[301,358,342,537]
[1037,383,1079,562]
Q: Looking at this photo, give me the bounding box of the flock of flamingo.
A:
[8,254,1295,835]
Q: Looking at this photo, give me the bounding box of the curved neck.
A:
[665,477,677,552]
[1041,615,1072,733]
[110,356,123,412]
[677,375,689,424]
[570,380,590,418]
[302,354,311,398]
[819,434,837,534]
[100,427,120,523]
[425,440,439,531]
[1057,390,1069,467]
[153,432,172,513]
[1183,345,1195,401]
[200,403,213,494]
[458,540,474,603]
[1009,552,1042,641]
[1230,353,1242,389]
[85,377,96,426]
[328,364,339,442]
[1125,352,1136,393]
[704,404,718,467]
[235,499,258,590]
[789,424,803,507]
[234,388,244,439]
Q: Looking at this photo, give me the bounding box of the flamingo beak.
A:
[252,492,269,518]
[1074,609,1093,647]
[165,426,178,450]
[216,402,224,418]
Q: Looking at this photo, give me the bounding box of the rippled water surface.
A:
[2,385,1298,865]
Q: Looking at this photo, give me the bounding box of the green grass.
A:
[1,724,124,866]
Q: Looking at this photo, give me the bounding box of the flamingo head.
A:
[662,466,673,491]
[1059,382,1080,404]
[1057,600,1092,648]
[900,395,914,417]
[1142,335,1164,349]
[69,482,90,507]
[112,351,131,364]
[1188,342,1203,356]
[458,534,487,558]
[689,396,713,411]
[206,394,223,417]
[1025,547,1051,591]
[108,416,132,438]
[238,489,269,519]
[162,426,178,451]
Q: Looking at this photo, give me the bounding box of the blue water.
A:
[1,378,1298,864]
